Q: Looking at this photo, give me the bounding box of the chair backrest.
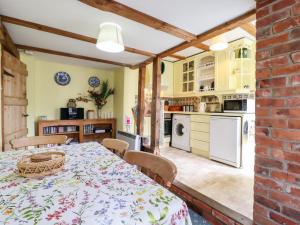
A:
[123,151,177,188]
[102,138,129,157]
[10,135,68,150]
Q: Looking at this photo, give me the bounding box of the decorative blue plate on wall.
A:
[88,76,100,88]
[54,71,71,86]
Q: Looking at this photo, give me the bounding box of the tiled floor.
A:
[160,147,254,220]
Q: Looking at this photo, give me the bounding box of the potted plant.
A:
[76,80,114,118]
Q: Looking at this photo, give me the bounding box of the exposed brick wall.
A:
[255,0,300,224]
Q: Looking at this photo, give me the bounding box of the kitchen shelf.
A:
[199,77,215,81]
[199,64,215,69]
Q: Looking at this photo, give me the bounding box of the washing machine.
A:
[171,114,191,152]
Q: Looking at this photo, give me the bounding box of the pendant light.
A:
[209,35,228,51]
[96,22,124,53]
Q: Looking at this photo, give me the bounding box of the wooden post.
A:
[150,57,161,154]
[137,65,146,135]
[0,18,19,58]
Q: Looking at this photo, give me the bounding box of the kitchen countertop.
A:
[164,111,255,117]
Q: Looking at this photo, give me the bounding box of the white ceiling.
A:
[23,51,120,70]
[0,0,256,69]
[175,47,204,58]
[5,23,148,65]
[203,27,255,46]
[116,0,255,35]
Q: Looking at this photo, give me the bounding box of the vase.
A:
[87,110,95,119]
[97,109,102,118]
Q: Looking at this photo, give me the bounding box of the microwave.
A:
[223,99,255,113]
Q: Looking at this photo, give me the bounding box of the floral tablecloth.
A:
[0,142,191,225]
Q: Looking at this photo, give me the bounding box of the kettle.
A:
[199,102,207,112]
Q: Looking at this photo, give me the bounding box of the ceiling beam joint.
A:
[79,0,197,42]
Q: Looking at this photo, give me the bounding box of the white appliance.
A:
[171,114,191,151]
[116,131,141,151]
[210,116,242,167]
[223,94,255,113]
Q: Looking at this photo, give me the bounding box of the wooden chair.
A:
[123,151,177,188]
[102,138,129,158]
[10,135,68,150]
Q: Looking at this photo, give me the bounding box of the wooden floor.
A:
[160,146,254,220]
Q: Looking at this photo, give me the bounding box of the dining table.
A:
[0,142,192,225]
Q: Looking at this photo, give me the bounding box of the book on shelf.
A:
[83,124,112,135]
[84,124,94,134]
[43,125,78,135]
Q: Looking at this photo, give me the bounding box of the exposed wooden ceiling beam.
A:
[193,43,210,51]
[240,23,256,37]
[0,17,19,58]
[79,0,196,42]
[1,15,155,58]
[170,54,186,60]
[158,9,256,58]
[16,44,132,68]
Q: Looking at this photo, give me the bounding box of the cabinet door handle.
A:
[22,114,29,117]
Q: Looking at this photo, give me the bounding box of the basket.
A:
[17,152,65,178]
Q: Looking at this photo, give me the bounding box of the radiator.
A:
[116,131,141,151]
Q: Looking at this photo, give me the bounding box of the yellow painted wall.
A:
[123,67,139,133]
[113,67,139,134]
[20,52,172,137]
[21,53,115,136]
[113,68,125,131]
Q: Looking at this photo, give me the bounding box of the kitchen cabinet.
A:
[190,115,210,158]
[216,38,255,92]
[196,51,216,93]
[215,50,230,92]
[172,38,255,97]
[173,57,196,97]
[182,60,195,92]
[228,38,256,91]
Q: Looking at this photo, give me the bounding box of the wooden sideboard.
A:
[38,119,116,143]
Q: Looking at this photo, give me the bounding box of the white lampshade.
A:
[96,22,124,53]
[209,36,228,51]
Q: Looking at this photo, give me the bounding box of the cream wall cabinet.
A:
[172,38,255,97]
[190,115,210,158]
[173,57,196,96]
[215,50,230,92]
[216,38,256,92]
[228,39,256,91]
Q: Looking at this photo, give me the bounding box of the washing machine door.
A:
[172,118,190,151]
[175,122,186,137]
